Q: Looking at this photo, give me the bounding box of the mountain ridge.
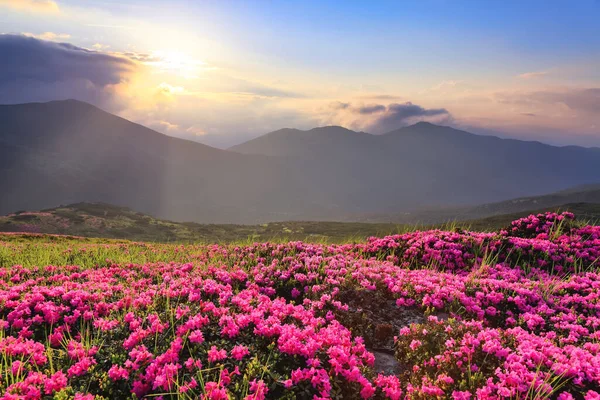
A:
[2,99,600,223]
[231,120,600,155]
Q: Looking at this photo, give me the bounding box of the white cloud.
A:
[0,0,59,13]
[517,71,549,79]
[92,43,110,50]
[22,32,70,41]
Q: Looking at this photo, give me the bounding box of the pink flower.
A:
[207,346,227,363]
[245,379,268,400]
[44,371,68,394]
[108,365,129,381]
[231,344,250,360]
[409,339,422,350]
[189,329,204,344]
[74,394,95,400]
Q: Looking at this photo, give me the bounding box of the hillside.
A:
[1,201,599,243]
[232,122,600,211]
[0,100,331,223]
[366,183,600,224]
[0,202,408,243]
[2,100,600,223]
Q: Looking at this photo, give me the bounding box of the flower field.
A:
[1,212,600,399]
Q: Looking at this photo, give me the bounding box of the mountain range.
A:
[1,99,599,223]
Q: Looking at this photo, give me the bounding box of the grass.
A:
[0,202,598,245]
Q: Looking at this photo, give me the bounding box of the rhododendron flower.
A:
[231,344,250,360]
[207,346,227,363]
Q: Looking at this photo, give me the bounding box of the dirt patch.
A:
[372,350,403,376]
[336,289,449,375]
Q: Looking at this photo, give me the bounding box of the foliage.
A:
[1,212,600,398]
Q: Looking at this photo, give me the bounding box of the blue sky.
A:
[1,0,599,147]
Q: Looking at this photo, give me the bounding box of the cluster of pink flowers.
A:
[356,212,599,274]
[506,211,575,238]
[0,211,599,399]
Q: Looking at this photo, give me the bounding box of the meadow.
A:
[1,211,600,399]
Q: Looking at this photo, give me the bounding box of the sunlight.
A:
[146,50,207,79]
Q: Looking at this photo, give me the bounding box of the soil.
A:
[336,289,449,375]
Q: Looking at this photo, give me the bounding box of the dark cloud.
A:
[0,34,136,108]
[330,101,351,110]
[332,101,451,133]
[357,104,386,114]
[367,102,450,133]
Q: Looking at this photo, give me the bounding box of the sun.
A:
[146,50,207,79]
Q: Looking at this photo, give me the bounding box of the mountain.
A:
[231,122,600,212]
[1,100,600,223]
[2,201,598,243]
[229,126,373,158]
[361,183,600,224]
[0,100,334,223]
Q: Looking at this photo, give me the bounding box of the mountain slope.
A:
[2,100,600,223]
[361,184,600,224]
[229,126,374,158]
[0,100,334,223]
[2,201,598,243]
[231,121,600,210]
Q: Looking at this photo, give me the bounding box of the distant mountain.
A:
[229,126,373,158]
[362,183,600,224]
[449,183,600,221]
[232,122,600,212]
[0,100,332,223]
[1,100,600,223]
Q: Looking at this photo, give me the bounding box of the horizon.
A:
[0,0,599,148]
[4,98,600,151]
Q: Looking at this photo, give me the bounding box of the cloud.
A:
[234,85,303,99]
[0,34,136,108]
[357,94,403,101]
[85,24,134,30]
[357,104,386,114]
[186,126,206,136]
[521,113,536,117]
[92,43,110,50]
[367,103,451,133]
[330,101,351,110]
[0,0,59,13]
[22,32,70,41]
[531,88,600,113]
[326,101,451,133]
[517,71,549,79]
[146,119,180,134]
[156,82,185,95]
[496,88,600,114]
[431,80,462,90]
[121,52,163,63]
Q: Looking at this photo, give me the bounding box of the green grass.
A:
[0,201,598,245]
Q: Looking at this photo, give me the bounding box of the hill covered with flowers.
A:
[1,212,600,399]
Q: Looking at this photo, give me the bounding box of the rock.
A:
[372,350,402,376]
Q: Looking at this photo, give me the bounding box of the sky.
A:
[1,0,599,148]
